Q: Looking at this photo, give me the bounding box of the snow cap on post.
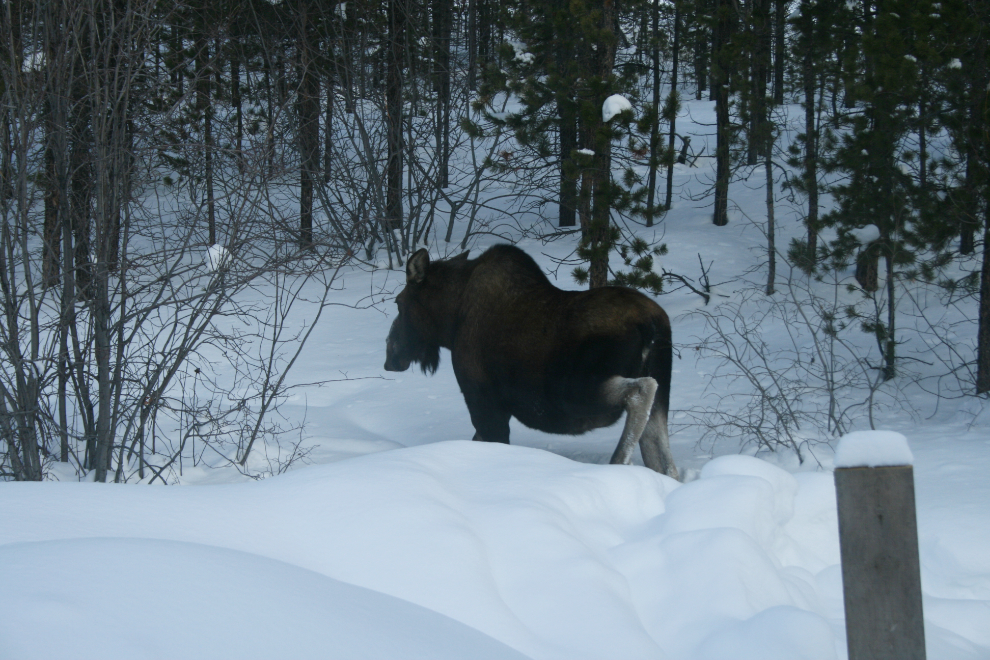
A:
[834,430,913,468]
[602,94,632,122]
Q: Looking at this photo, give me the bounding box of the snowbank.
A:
[2,441,987,660]
[0,537,528,660]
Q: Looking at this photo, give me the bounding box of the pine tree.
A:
[822,0,928,381]
[909,0,990,393]
[788,0,852,265]
[483,0,642,287]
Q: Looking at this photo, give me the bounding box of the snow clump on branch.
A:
[602,95,632,122]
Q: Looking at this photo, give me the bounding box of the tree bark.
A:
[694,0,709,100]
[978,220,990,394]
[803,52,819,256]
[296,0,320,249]
[231,25,244,171]
[645,0,662,226]
[434,0,452,188]
[468,0,477,91]
[765,143,775,295]
[772,0,785,105]
[385,0,405,230]
[588,0,618,288]
[195,24,215,245]
[665,0,681,211]
[712,0,731,226]
[559,103,578,227]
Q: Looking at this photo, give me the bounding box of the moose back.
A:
[384,245,678,479]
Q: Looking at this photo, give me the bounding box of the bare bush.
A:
[684,258,894,465]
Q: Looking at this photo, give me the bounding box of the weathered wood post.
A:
[834,430,926,660]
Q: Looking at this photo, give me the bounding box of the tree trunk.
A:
[977,220,990,394]
[231,29,244,171]
[773,0,785,105]
[70,91,93,298]
[325,62,334,184]
[195,27,215,245]
[43,121,61,288]
[665,0,681,211]
[645,0,661,226]
[296,0,320,249]
[882,249,896,381]
[712,0,731,226]
[694,0,709,100]
[559,103,578,227]
[478,0,491,66]
[918,68,928,192]
[385,0,405,230]
[468,0,477,91]
[434,0,452,188]
[973,14,990,393]
[765,141,775,295]
[803,52,819,257]
[588,0,618,288]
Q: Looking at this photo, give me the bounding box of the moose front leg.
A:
[462,388,511,444]
[602,376,658,466]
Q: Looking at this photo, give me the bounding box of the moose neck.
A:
[424,260,472,349]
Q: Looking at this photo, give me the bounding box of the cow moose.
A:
[384,244,678,479]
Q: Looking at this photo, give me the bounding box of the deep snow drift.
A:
[3,438,990,659]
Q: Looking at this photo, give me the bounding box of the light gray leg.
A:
[639,408,679,480]
[603,376,658,466]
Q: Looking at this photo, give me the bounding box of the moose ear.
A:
[407,248,430,284]
[449,250,470,263]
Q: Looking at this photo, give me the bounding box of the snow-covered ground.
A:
[2,98,989,659]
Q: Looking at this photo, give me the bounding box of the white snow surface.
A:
[0,536,528,660]
[834,431,914,468]
[4,441,990,660]
[603,94,633,122]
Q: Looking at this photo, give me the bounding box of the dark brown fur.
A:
[384,244,677,477]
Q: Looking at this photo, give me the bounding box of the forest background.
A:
[0,0,988,482]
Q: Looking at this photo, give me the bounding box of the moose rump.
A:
[384,244,678,479]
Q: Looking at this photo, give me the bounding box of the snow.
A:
[577,148,595,156]
[849,224,880,245]
[4,439,989,659]
[21,51,44,73]
[0,537,528,660]
[603,94,633,122]
[205,243,230,272]
[834,430,914,468]
[0,445,826,660]
[949,58,962,69]
[510,42,535,65]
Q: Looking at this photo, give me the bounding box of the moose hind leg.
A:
[603,376,658,465]
[639,407,679,480]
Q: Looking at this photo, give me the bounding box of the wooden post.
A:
[834,462,926,660]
